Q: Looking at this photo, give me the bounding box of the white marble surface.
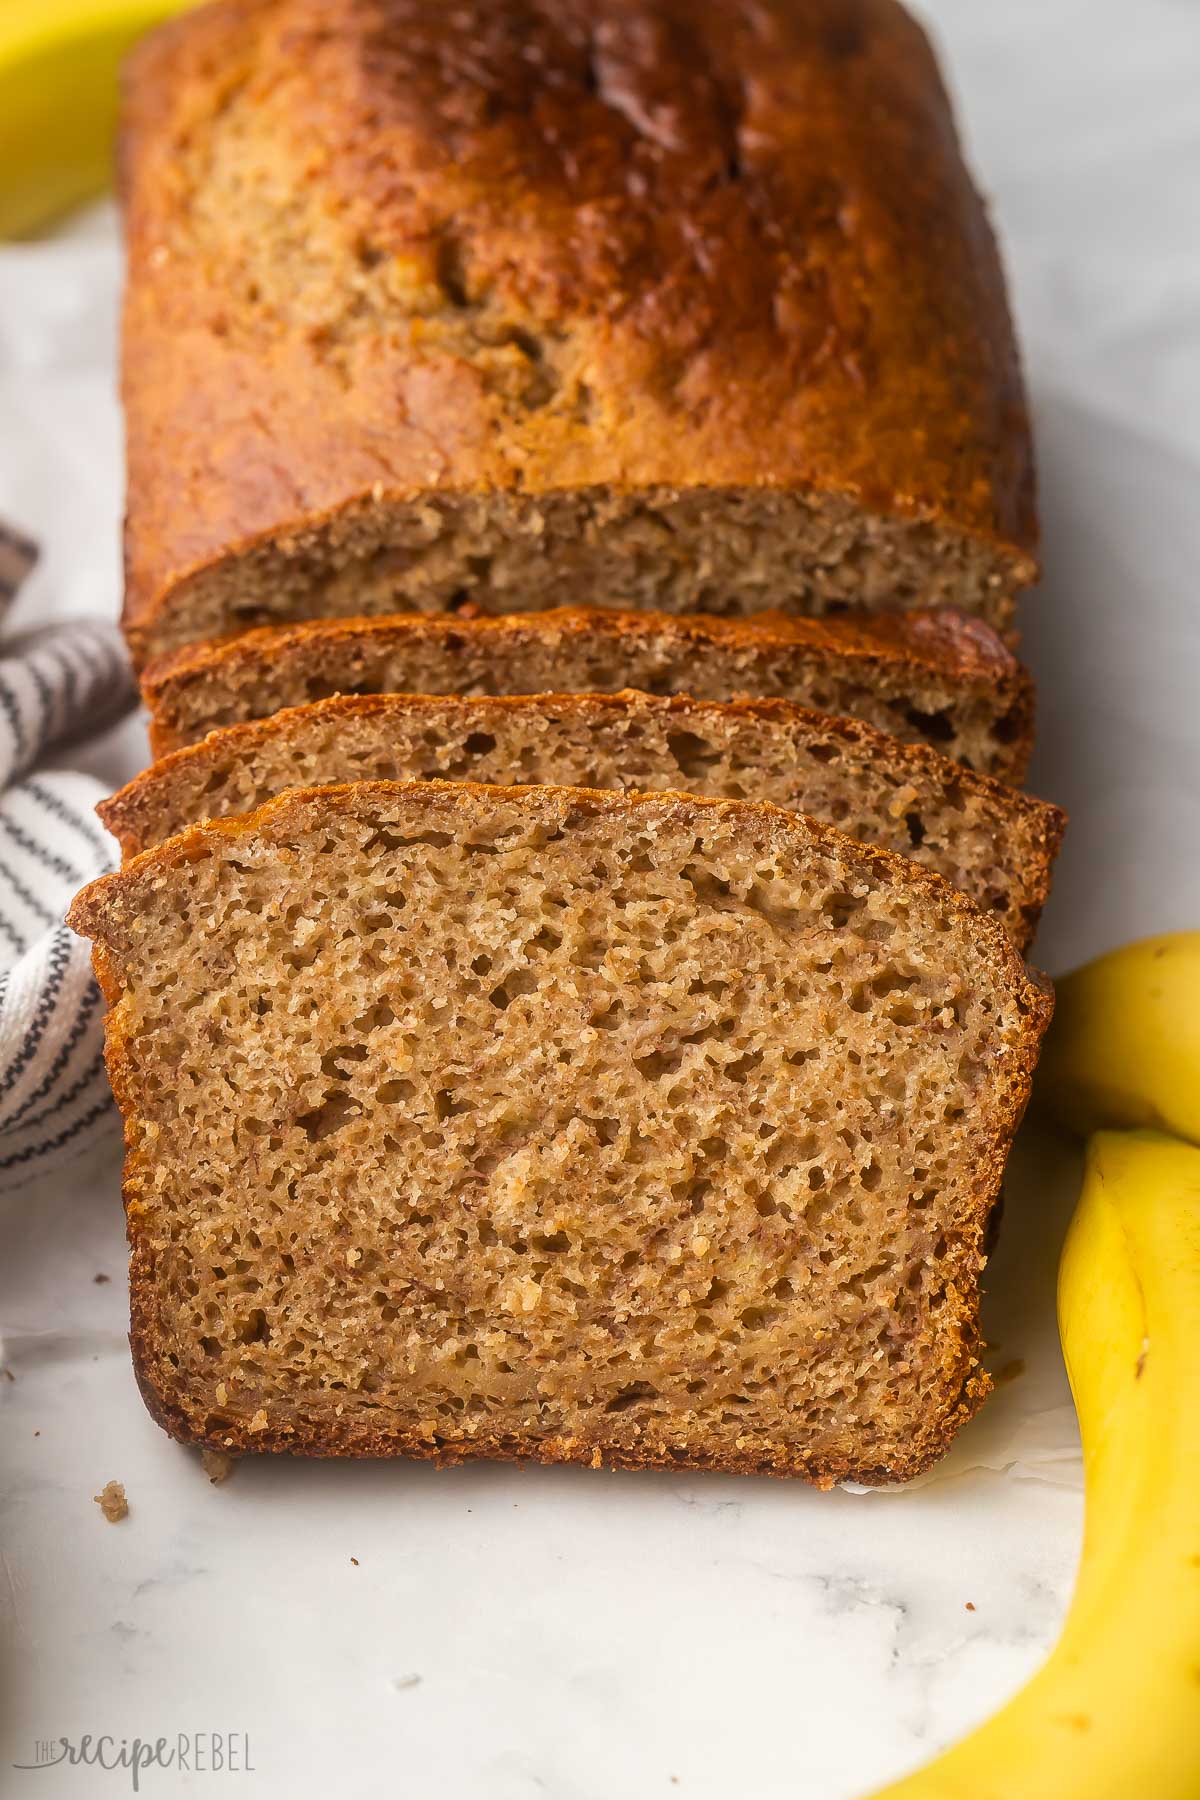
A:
[2,1,1200,1793]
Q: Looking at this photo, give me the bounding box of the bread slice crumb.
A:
[68,779,1053,1485]
[94,1480,128,1522]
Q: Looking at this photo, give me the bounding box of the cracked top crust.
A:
[121,0,1036,653]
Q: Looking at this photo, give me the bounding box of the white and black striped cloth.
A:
[0,523,135,1189]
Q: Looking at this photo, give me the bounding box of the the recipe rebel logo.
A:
[12,1732,255,1789]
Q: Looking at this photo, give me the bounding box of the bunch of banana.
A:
[0,0,191,240]
[867,932,1200,1799]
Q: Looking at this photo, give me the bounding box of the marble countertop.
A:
[3,1,1200,1793]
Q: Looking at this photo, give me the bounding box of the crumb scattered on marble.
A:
[995,1358,1026,1385]
[393,1675,422,1691]
[94,1273,111,1284]
[33,1430,40,1438]
[965,1601,976,1612]
[201,1449,235,1485]
[350,1557,359,1566]
[94,1481,128,1522]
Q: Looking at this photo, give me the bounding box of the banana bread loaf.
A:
[100,690,1064,948]
[69,780,1052,1484]
[141,606,1034,782]
[121,0,1035,665]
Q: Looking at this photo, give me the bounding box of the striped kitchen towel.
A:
[0,527,136,1189]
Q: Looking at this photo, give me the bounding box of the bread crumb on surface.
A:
[200,1449,235,1484]
[350,1556,359,1566]
[965,1601,976,1612]
[393,1675,422,1691]
[93,1273,111,1284]
[94,1481,128,1522]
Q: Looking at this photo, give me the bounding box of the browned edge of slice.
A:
[99,689,1066,951]
[139,605,1036,782]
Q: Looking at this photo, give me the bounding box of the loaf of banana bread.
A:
[120,0,1035,664]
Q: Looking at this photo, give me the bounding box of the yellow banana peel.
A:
[1038,931,1200,1145]
[866,1128,1200,1799]
[0,0,192,240]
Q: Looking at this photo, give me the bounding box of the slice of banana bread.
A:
[101,691,1064,949]
[70,780,1052,1486]
[141,606,1034,782]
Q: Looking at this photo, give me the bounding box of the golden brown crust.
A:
[142,605,1027,703]
[120,0,1036,655]
[99,687,1065,949]
[140,604,1035,778]
[73,780,1051,1486]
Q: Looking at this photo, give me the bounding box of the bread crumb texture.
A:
[71,782,1051,1486]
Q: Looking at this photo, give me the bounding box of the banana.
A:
[0,0,191,240]
[865,1129,1200,1800]
[1038,931,1200,1145]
